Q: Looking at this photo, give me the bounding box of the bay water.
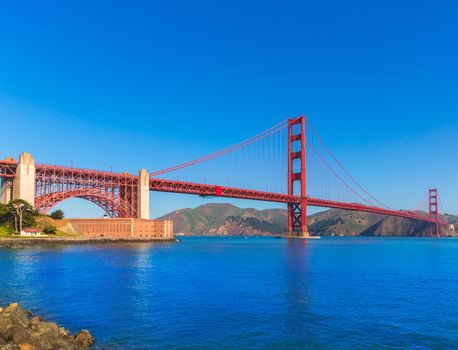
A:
[0,236,457,349]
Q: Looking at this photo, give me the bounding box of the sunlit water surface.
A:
[1,236,458,349]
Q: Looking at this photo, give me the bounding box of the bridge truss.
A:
[0,115,448,236]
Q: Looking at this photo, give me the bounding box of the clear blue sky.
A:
[1,0,457,217]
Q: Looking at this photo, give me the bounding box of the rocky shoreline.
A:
[0,303,94,349]
[0,237,177,247]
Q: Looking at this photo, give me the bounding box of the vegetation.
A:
[0,200,38,234]
[0,225,13,237]
[49,209,64,220]
[226,216,286,234]
[309,217,344,234]
[42,225,58,234]
[0,204,9,225]
[160,203,288,235]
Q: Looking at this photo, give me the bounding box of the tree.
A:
[0,203,10,224]
[49,210,64,220]
[7,199,35,233]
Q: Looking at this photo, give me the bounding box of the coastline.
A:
[0,237,177,247]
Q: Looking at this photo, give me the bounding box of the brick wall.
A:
[67,218,173,240]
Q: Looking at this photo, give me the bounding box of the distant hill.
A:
[158,203,458,237]
[158,203,287,235]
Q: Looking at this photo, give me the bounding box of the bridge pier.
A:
[13,152,35,205]
[137,168,150,219]
[287,200,309,238]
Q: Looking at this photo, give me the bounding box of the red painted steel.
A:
[149,178,298,202]
[34,164,139,218]
[287,118,293,232]
[287,116,308,236]
[150,120,290,177]
[429,188,440,237]
[36,189,134,218]
[307,197,444,224]
[148,178,446,225]
[0,160,17,178]
[0,116,448,235]
[0,160,447,226]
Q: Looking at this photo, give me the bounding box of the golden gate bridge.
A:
[0,115,447,237]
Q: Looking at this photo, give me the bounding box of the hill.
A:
[158,203,457,237]
[158,203,287,235]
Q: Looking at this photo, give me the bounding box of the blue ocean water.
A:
[0,236,458,349]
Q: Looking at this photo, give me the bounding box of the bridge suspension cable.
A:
[150,119,290,177]
[1,114,447,231]
[150,115,392,211]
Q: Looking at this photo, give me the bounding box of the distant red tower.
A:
[429,188,440,237]
[287,115,308,237]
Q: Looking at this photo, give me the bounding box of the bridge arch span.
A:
[35,189,136,218]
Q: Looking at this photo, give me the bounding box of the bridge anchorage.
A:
[0,115,448,237]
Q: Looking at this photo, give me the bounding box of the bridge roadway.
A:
[149,178,444,225]
[0,160,446,225]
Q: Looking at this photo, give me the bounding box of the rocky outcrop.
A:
[0,303,94,350]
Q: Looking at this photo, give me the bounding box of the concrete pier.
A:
[13,152,35,205]
[137,168,150,219]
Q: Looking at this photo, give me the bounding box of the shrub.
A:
[42,225,58,234]
[49,210,64,220]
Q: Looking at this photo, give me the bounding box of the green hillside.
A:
[159,203,457,237]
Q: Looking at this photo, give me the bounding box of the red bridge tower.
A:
[287,115,308,237]
[429,188,440,237]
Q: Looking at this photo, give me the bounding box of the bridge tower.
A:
[287,115,309,237]
[13,152,35,205]
[137,168,150,219]
[429,188,440,237]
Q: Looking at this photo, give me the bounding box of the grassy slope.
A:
[0,225,13,237]
[0,216,74,237]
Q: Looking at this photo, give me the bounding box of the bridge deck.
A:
[0,161,445,225]
[149,178,444,225]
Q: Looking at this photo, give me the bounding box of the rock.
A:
[58,327,70,337]
[0,303,95,349]
[0,344,20,350]
[27,318,41,331]
[28,321,61,349]
[0,306,14,341]
[12,309,30,329]
[74,330,95,348]
[3,304,18,314]
[11,325,29,346]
